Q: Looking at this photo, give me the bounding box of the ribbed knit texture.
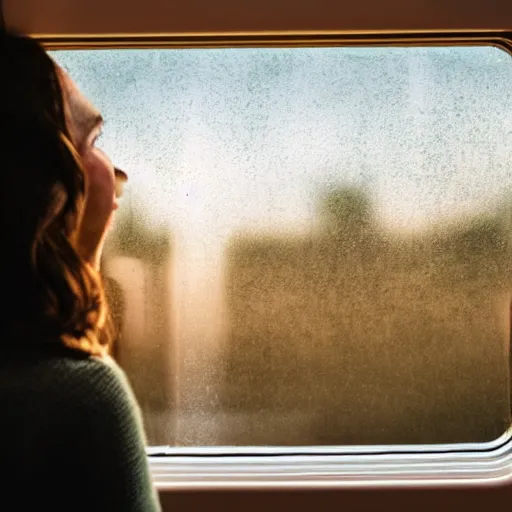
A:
[0,344,161,511]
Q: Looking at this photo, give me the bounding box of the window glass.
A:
[52,46,512,447]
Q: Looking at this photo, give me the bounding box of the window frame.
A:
[43,31,512,491]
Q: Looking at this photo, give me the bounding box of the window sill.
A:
[148,428,512,491]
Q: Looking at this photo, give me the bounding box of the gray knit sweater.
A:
[0,344,161,511]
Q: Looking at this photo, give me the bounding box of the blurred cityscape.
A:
[102,186,512,446]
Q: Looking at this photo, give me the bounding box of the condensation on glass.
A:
[52,46,512,447]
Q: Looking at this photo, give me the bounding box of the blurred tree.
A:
[320,187,373,233]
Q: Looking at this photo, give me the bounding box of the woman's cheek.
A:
[81,151,116,231]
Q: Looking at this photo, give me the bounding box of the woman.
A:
[0,31,161,511]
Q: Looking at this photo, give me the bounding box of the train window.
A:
[52,45,512,449]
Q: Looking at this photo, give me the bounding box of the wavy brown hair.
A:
[1,31,112,355]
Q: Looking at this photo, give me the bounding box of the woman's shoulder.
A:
[51,349,140,416]
[1,344,139,417]
[32,347,150,451]
[0,346,159,510]
[67,353,141,415]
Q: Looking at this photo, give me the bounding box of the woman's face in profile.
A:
[56,65,127,265]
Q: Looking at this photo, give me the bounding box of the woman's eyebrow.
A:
[88,113,104,134]
[79,112,104,141]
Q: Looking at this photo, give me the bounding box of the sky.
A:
[52,46,512,240]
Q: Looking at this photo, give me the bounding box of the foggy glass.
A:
[52,46,512,446]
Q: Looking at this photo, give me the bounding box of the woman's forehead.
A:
[55,64,102,144]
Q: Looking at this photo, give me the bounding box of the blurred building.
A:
[220,188,512,445]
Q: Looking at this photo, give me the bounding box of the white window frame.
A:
[148,429,512,490]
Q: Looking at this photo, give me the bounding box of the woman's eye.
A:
[93,130,104,146]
